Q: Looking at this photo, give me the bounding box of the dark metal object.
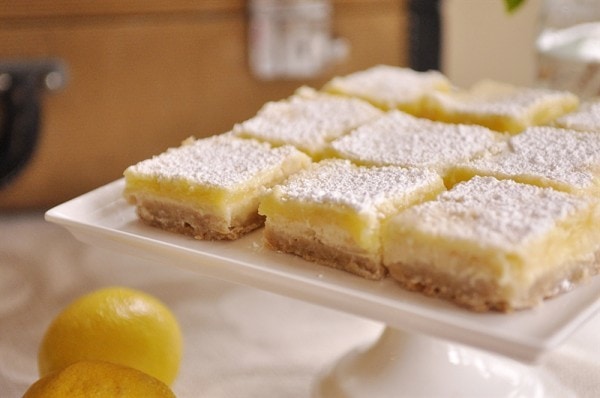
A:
[0,59,68,188]
[408,0,441,72]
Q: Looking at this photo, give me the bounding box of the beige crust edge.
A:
[128,194,264,241]
[263,224,386,281]
[387,251,600,312]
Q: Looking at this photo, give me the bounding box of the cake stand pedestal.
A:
[314,327,572,398]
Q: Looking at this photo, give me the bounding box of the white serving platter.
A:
[45,179,600,363]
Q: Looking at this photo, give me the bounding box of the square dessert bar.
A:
[322,64,451,116]
[554,99,600,133]
[383,176,600,312]
[259,159,445,280]
[328,110,506,183]
[423,79,579,134]
[447,126,600,196]
[124,134,311,240]
[232,88,383,159]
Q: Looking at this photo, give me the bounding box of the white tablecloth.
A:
[1,212,599,397]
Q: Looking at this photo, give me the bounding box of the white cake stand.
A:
[46,180,600,397]
[313,328,573,398]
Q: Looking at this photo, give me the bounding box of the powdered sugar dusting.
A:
[330,110,504,172]
[232,93,383,155]
[325,65,450,108]
[460,126,600,190]
[125,135,306,189]
[397,176,589,250]
[273,159,441,213]
[555,100,600,132]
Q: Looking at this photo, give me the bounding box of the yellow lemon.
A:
[38,287,182,386]
[23,360,176,397]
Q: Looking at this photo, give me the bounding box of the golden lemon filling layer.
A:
[124,177,259,221]
[423,79,579,134]
[261,200,382,251]
[125,177,229,209]
[383,176,600,310]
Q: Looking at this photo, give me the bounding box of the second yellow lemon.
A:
[38,286,182,386]
[23,360,176,398]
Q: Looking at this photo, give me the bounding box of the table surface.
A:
[1,212,600,398]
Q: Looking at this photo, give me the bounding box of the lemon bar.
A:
[383,176,600,312]
[124,135,311,240]
[259,159,445,280]
[329,110,506,182]
[423,79,579,134]
[322,64,451,116]
[232,89,383,159]
[447,126,600,196]
[554,99,600,133]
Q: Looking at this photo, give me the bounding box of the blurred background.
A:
[4,2,600,397]
[0,0,542,210]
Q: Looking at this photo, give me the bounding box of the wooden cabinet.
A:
[0,0,407,209]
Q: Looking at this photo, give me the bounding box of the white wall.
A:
[441,0,542,88]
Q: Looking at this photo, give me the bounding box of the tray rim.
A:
[45,178,600,363]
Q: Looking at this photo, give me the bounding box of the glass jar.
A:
[248,0,347,80]
[536,0,600,98]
